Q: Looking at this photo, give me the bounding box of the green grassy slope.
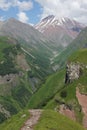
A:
[28,69,65,109]
[28,48,87,111]
[0,110,30,130]
[69,49,87,64]
[34,110,85,130]
[45,48,87,122]
[0,36,32,123]
[0,36,63,124]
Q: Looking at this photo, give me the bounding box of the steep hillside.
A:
[69,48,87,64]
[0,18,63,52]
[35,15,85,47]
[28,69,65,109]
[0,18,63,79]
[0,18,47,44]
[45,49,87,127]
[0,109,30,130]
[0,36,33,123]
[0,18,86,79]
[0,110,85,130]
[0,35,63,123]
[27,48,87,128]
[34,110,85,130]
[52,26,87,69]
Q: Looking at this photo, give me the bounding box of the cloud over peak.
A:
[35,0,87,24]
[0,0,87,24]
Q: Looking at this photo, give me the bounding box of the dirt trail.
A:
[76,88,87,128]
[59,105,76,121]
[20,109,42,130]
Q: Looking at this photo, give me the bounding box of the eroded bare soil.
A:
[76,88,87,128]
[59,104,76,121]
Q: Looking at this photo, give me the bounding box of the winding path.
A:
[20,109,42,130]
[76,88,87,128]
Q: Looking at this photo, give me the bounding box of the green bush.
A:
[60,90,67,98]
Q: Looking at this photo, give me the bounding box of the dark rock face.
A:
[65,62,82,83]
[0,74,19,86]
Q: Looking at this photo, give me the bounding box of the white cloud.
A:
[0,0,33,11]
[35,0,87,24]
[0,0,11,10]
[17,1,33,11]
[0,0,33,23]
[17,11,29,23]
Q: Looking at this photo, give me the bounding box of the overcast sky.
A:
[0,0,87,25]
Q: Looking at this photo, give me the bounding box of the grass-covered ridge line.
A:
[28,69,65,109]
[69,48,87,64]
[0,110,30,130]
[34,110,85,130]
[45,48,87,122]
[45,79,84,123]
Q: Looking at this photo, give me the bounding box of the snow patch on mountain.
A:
[35,15,85,33]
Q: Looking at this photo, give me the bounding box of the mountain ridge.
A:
[35,15,85,33]
[35,15,85,47]
[0,18,56,79]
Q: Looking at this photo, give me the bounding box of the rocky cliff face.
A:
[65,62,83,83]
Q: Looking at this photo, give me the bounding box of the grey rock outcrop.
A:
[0,74,19,85]
[65,62,82,83]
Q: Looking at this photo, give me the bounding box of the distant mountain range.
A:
[0,16,86,77]
[0,18,47,44]
[0,16,85,50]
[35,15,85,47]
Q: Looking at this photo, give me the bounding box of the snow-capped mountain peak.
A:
[34,15,85,47]
[35,15,85,33]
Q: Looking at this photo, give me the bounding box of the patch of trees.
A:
[0,45,19,75]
